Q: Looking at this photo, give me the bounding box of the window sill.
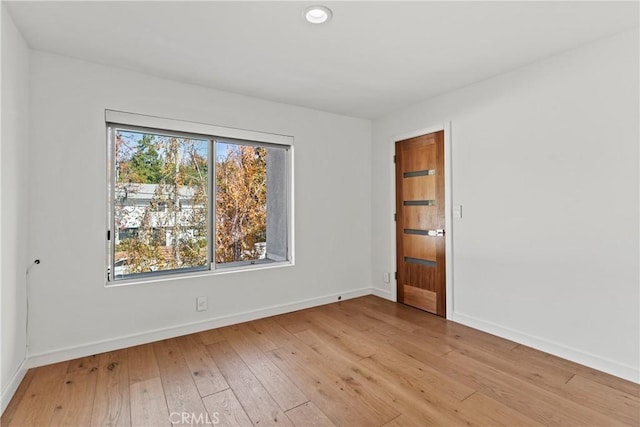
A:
[105,260,294,288]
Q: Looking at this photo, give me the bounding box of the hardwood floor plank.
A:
[241,317,296,351]
[198,329,225,346]
[444,350,627,426]
[202,389,253,427]
[3,362,68,427]
[459,392,543,426]
[453,343,639,424]
[239,320,280,352]
[127,344,169,427]
[0,368,35,426]
[129,377,169,427]
[175,334,229,397]
[293,325,365,365]
[380,414,416,426]
[285,402,335,427]
[511,344,640,397]
[153,339,210,426]
[294,328,363,364]
[340,298,419,334]
[360,296,519,353]
[361,359,472,426]
[220,325,308,411]
[67,354,99,373]
[563,374,640,425]
[319,301,375,332]
[90,349,131,427]
[353,334,476,402]
[49,366,99,426]
[268,337,400,426]
[272,310,314,334]
[360,341,446,390]
[418,324,524,360]
[353,350,481,425]
[207,340,293,426]
[302,310,378,359]
[349,358,470,426]
[453,344,575,390]
[267,346,395,427]
[366,325,453,366]
[127,344,160,384]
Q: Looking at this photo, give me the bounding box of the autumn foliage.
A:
[114,131,267,277]
[215,144,267,263]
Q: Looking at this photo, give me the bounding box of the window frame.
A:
[106,110,294,286]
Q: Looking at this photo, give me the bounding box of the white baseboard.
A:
[1,359,28,415]
[27,287,372,369]
[371,287,394,301]
[452,311,640,384]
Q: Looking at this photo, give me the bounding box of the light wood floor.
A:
[2,296,639,426]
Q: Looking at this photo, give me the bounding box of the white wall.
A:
[372,29,639,381]
[0,5,30,410]
[27,51,372,362]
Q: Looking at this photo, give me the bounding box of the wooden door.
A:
[396,131,446,317]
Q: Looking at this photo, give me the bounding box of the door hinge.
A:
[394,272,398,280]
[107,230,111,240]
[393,155,396,163]
[394,213,397,221]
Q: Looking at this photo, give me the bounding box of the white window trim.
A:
[105,110,293,146]
[105,110,295,286]
[106,261,295,288]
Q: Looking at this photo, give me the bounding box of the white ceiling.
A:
[5,1,639,119]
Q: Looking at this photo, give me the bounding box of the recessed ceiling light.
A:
[304,6,332,24]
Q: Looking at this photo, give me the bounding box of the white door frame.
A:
[389,122,454,319]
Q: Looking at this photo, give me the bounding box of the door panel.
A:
[403,144,436,172]
[396,131,446,317]
[403,234,437,261]
[402,206,439,230]
[402,175,436,202]
[405,262,437,291]
[403,285,437,314]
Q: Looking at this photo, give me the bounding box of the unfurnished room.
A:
[1,1,639,426]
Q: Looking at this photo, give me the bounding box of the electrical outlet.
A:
[196,296,208,312]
